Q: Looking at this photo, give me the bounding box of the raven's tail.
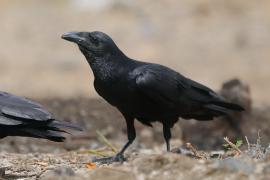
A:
[47,120,83,132]
[17,128,67,142]
[186,101,244,121]
[211,101,244,111]
[202,100,244,119]
[11,120,82,142]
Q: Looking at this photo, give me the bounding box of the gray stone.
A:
[213,156,255,175]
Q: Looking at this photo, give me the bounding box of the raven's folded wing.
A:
[0,115,22,125]
[131,65,243,115]
[132,65,186,109]
[0,91,52,122]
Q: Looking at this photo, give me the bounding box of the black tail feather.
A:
[196,101,244,121]
[6,119,82,142]
[15,128,66,142]
[49,120,83,131]
[211,101,244,111]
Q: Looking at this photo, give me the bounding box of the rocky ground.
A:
[1,130,270,180]
[1,147,270,180]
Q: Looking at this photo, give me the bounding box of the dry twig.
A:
[186,143,206,159]
[223,137,242,154]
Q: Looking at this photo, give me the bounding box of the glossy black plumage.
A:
[62,31,244,162]
[0,92,81,141]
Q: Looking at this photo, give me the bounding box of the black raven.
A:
[0,91,81,141]
[62,31,244,162]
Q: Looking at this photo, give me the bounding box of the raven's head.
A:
[62,31,122,58]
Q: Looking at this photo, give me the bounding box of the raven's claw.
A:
[92,153,126,164]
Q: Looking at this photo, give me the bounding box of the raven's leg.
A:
[163,124,172,152]
[115,117,136,158]
[0,167,5,178]
[93,117,136,164]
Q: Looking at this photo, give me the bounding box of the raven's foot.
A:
[0,168,5,178]
[92,153,126,164]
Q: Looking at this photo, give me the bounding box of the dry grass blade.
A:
[257,130,261,146]
[96,130,118,153]
[245,136,250,150]
[224,137,242,153]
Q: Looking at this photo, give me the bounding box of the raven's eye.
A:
[89,35,99,45]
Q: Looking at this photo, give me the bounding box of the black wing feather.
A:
[0,91,52,121]
[134,65,182,109]
[0,91,82,141]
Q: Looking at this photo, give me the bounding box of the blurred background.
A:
[0,0,270,153]
[0,0,269,106]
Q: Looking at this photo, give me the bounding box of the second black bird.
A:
[62,31,244,163]
[0,92,82,141]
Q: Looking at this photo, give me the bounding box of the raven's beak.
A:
[61,32,85,44]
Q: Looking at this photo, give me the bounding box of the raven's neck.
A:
[83,52,127,81]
